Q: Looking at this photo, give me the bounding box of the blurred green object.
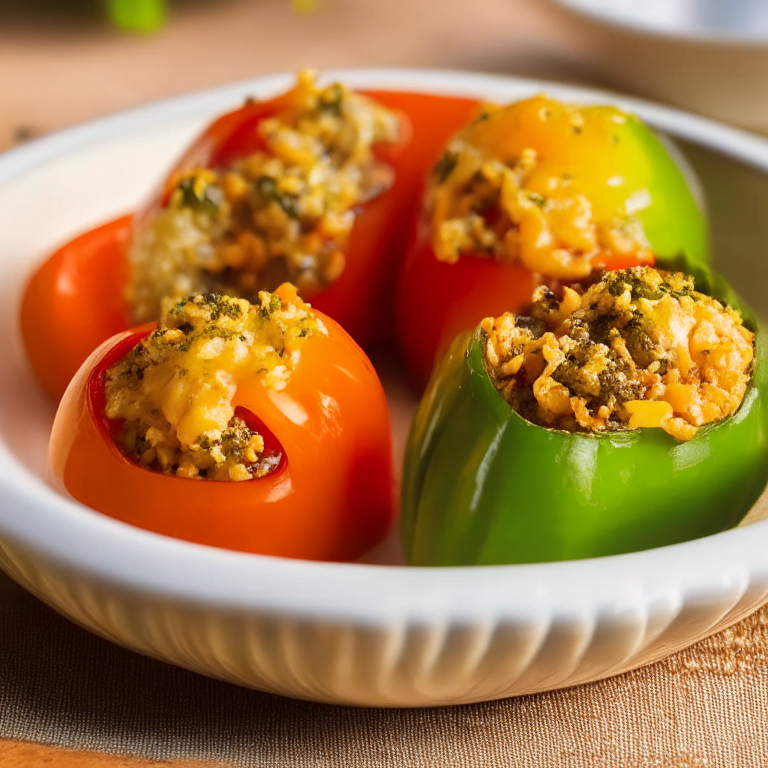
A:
[105,0,313,32]
[106,0,167,32]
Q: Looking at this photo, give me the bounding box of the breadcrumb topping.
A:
[428,98,653,280]
[104,285,324,480]
[128,70,400,322]
[482,267,755,441]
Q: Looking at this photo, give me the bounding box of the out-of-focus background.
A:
[3,0,768,153]
[0,0,581,151]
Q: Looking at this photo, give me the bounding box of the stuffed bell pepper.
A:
[395,95,710,389]
[22,71,413,400]
[49,285,393,561]
[127,71,406,341]
[401,258,768,565]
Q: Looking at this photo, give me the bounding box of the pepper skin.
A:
[49,312,393,561]
[400,257,768,566]
[20,216,132,400]
[395,97,710,390]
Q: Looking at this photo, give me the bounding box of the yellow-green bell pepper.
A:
[396,96,712,391]
[447,95,710,267]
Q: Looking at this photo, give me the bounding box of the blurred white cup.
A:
[544,0,768,131]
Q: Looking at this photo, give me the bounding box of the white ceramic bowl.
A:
[544,0,768,132]
[3,70,768,708]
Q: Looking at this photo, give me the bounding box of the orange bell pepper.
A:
[48,312,393,561]
[20,216,132,400]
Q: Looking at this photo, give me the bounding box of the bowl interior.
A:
[2,71,768,613]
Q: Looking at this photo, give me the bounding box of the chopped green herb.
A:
[433,153,458,183]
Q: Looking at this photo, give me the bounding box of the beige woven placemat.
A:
[2,569,768,767]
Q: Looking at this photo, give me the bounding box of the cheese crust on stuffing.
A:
[428,98,653,281]
[105,285,324,480]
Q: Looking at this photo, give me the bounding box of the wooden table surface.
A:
[0,0,609,152]
[0,1,610,764]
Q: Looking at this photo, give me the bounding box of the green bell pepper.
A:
[400,256,768,566]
